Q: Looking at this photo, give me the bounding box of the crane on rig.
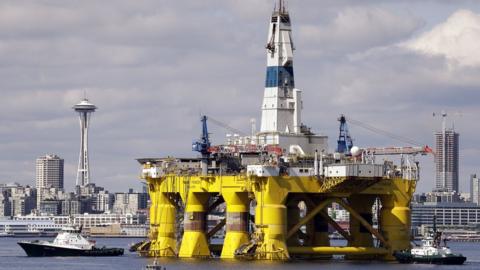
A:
[338,115,435,157]
[337,114,353,155]
[363,145,434,156]
[192,115,211,175]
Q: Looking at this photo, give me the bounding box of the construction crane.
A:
[192,115,211,175]
[336,114,353,155]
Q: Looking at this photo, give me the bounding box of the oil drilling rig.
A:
[135,1,428,261]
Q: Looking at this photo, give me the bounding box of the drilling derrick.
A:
[136,1,417,262]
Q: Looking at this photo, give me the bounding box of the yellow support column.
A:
[346,195,375,260]
[153,190,177,257]
[147,180,159,257]
[254,177,289,260]
[380,179,415,260]
[221,191,250,259]
[179,192,211,258]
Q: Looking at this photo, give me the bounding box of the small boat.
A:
[0,231,13,237]
[17,226,124,257]
[394,230,466,265]
[144,258,165,270]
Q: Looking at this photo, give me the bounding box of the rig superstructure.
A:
[135,2,422,261]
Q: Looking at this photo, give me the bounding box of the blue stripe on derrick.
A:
[265,66,295,88]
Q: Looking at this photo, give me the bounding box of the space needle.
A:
[73,98,97,187]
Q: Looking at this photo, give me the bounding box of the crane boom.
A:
[206,115,248,136]
[364,145,435,156]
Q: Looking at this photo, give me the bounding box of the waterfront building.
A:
[434,128,459,192]
[113,190,148,214]
[1,212,147,236]
[39,200,61,215]
[61,199,82,215]
[89,223,149,237]
[471,174,480,205]
[14,212,146,229]
[36,154,64,208]
[412,202,480,230]
[0,218,61,235]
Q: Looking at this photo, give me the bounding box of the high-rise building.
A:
[471,174,479,205]
[36,154,64,208]
[36,155,64,189]
[434,123,459,192]
[73,98,97,187]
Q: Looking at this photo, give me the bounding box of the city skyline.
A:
[1,1,480,193]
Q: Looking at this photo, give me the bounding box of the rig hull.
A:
[136,172,416,261]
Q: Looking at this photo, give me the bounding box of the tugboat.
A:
[18,226,124,257]
[394,217,466,264]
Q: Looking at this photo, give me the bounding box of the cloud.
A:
[0,1,479,194]
[405,9,480,67]
[297,6,422,56]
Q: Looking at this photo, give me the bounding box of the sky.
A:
[1,0,480,193]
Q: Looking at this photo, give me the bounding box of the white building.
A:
[36,154,64,208]
[113,191,148,214]
[471,174,480,205]
[14,213,145,229]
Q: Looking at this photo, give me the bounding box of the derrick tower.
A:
[258,1,327,154]
[261,1,299,133]
[73,98,97,187]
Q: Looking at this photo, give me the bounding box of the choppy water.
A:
[0,237,479,270]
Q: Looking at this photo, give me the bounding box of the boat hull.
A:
[394,251,466,265]
[18,242,124,257]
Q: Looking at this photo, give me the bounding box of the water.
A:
[1,237,479,270]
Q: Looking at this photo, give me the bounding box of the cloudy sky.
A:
[1,0,479,193]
